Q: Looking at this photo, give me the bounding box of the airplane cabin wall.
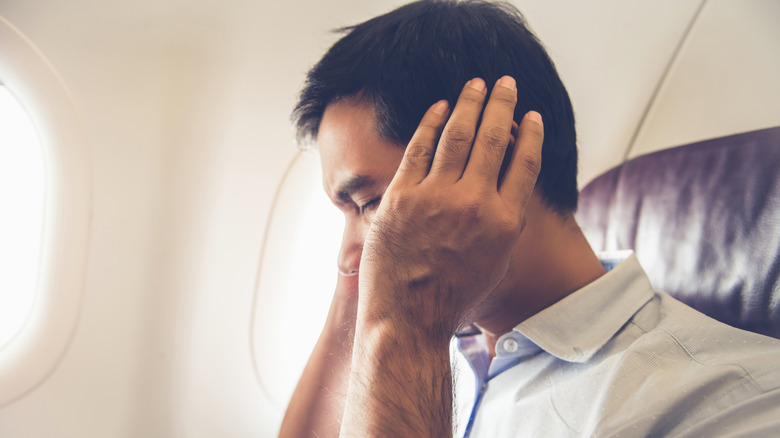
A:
[631,0,780,157]
[0,0,777,437]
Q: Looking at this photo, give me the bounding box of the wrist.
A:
[322,284,358,333]
[354,308,453,355]
[358,278,461,343]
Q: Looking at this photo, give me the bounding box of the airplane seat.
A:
[576,126,780,338]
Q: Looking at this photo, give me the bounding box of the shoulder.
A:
[596,291,780,436]
[627,291,780,388]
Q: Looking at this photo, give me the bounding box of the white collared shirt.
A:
[451,254,780,437]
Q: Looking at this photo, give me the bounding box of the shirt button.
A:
[502,338,519,353]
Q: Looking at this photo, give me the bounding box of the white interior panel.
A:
[0,15,91,413]
[516,0,704,185]
[0,0,774,436]
[630,0,780,157]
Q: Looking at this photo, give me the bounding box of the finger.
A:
[428,78,487,180]
[463,76,517,185]
[394,100,450,185]
[500,111,543,212]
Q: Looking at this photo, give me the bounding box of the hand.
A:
[323,272,359,348]
[278,273,359,438]
[357,76,544,339]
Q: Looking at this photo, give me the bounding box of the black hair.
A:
[293,0,578,212]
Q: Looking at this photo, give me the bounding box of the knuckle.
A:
[432,156,462,173]
[518,151,542,177]
[386,191,410,208]
[459,201,482,222]
[459,190,484,214]
[405,143,433,161]
[482,126,509,149]
[376,194,409,224]
[442,123,474,146]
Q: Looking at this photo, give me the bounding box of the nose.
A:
[338,218,365,276]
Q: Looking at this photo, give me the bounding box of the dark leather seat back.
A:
[576,127,780,338]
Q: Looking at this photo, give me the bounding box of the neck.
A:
[474,195,606,356]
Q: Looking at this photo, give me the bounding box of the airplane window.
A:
[0,84,45,349]
[252,151,344,409]
[0,16,90,407]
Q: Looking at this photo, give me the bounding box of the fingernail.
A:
[525,111,542,125]
[498,76,516,90]
[468,78,486,92]
[432,100,449,114]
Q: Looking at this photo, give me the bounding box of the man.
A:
[279,1,780,436]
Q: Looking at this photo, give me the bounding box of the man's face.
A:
[317,99,405,294]
[316,98,545,330]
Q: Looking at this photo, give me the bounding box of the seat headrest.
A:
[576,127,780,338]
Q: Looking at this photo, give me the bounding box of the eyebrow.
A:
[335,174,378,204]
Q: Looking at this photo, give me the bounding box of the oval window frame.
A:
[250,150,344,410]
[0,15,91,406]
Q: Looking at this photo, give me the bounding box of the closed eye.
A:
[360,198,381,216]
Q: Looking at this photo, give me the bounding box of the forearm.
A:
[331,78,541,437]
[278,331,352,437]
[279,285,356,438]
[341,320,453,438]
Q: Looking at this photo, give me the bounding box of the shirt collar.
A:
[514,253,654,363]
